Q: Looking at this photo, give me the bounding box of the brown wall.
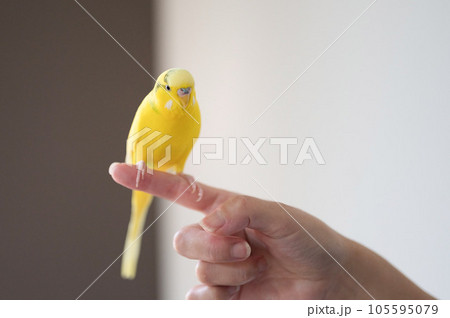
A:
[0,0,160,299]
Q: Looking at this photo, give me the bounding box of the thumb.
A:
[199,195,301,239]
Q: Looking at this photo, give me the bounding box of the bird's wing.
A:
[125,93,154,165]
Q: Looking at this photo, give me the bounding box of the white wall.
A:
[153,0,450,299]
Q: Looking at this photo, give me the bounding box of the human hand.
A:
[109,162,434,300]
[109,163,352,299]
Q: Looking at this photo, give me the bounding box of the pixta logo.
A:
[125,131,325,176]
[192,137,325,166]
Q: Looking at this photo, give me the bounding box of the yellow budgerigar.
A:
[121,68,201,279]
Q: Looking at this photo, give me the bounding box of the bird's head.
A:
[153,68,196,115]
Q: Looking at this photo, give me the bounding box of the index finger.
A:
[108,162,233,214]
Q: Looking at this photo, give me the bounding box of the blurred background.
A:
[1,0,449,299]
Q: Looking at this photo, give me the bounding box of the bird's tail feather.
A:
[121,190,153,280]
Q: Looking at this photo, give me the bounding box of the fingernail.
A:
[227,285,240,295]
[200,211,225,232]
[257,257,268,272]
[231,242,251,259]
[108,162,119,175]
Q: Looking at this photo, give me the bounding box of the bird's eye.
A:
[165,85,171,91]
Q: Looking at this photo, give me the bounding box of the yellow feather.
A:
[121,68,201,279]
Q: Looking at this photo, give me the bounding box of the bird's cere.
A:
[177,87,191,96]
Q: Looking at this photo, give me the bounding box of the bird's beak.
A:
[177,87,191,108]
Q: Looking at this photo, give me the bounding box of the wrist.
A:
[327,238,434,300]
[323,237,373,299]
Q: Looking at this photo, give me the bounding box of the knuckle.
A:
[235,267,252,283]
[176,174,193,196]
[168,183,183,199]
[228,195,248,213]
[277,202,300,227]
[195,261,211,284]
[206,236,223,261]
[234,260,260,284]
[172,227,188,253]
[164,175,190,199]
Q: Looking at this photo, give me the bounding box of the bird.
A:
[121,68,201,279]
